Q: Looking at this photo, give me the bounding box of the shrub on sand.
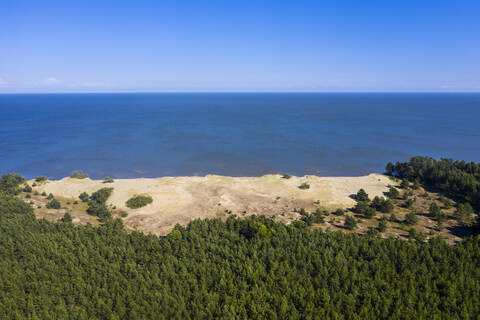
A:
[298,183,310,190]
[126,194,153,209]
[71,170,89,179]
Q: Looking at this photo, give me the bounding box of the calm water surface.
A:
[0,93,479,179]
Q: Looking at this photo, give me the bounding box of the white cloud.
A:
[70,81,112,88]
[0,78,6,86]
[37,77,61,86]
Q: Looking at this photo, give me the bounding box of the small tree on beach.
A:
[344,215,357,230]
[378,217,387,232]
[353,201,369,214]
[388,186,399,199]
[386,162,395,175]
[355,189,369,202]
[429,202,440,216]
[405,211,418,225]
[46,198,61,209]
[79,192,89,202]
[62,212,72,223]
[457,203,474,226]
[364,207,376,219]
[380,199,394,213]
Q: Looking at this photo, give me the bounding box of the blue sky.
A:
[1,0,479,92]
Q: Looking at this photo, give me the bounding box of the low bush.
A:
[71,170,89,179]
[61,212,72,223]
[388,186,400,199]
[90,188,113,204]
[86,201,111,222]
[378,217,388,232]
[126,194,153,209]
[404,211,418,225]
[85,188,114,222]
[344,215,358,230]
[35,176,47,182]
[298,183,310,190]
[364,207,376,219]
[103,177,114,183]
[79,192,89,202]
[46,198,61,209]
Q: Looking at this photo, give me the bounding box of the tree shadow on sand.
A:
[446,225,475,238]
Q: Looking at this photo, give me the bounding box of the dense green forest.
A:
[1,190,480,319]
[386,156,480,208]
[1,158,480,319]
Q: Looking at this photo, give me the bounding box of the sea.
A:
[1,93,479,179]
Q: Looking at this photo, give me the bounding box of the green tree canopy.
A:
[355,188,370,202]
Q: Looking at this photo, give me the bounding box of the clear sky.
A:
[1,0,479,93]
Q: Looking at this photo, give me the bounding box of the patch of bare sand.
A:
[36,173,391,235]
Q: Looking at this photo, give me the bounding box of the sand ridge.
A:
[36,173,391,235]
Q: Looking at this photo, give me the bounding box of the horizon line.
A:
[1,91,480,95]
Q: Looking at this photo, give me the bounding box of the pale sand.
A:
[35,173,391,235]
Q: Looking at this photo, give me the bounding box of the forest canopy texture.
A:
[386,156,480,209]
[0,191,479,319]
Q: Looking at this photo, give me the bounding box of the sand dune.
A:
[36,173,391,235]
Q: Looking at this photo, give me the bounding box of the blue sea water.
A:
[0,93,479,179]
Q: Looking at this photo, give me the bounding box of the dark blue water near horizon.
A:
[1,93,479,179]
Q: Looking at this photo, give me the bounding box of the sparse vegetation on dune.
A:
[126,194,153,209]
[85,188,114,222]
[35,176,47,183]
[70,170,89,179]
[79,192,89,202]
[103,176,114,183]
[298,182,310,190]
[46,198,61,209]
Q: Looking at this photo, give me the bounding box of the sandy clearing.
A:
[34,173,391,235]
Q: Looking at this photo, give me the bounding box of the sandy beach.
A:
[33,173,391,234]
